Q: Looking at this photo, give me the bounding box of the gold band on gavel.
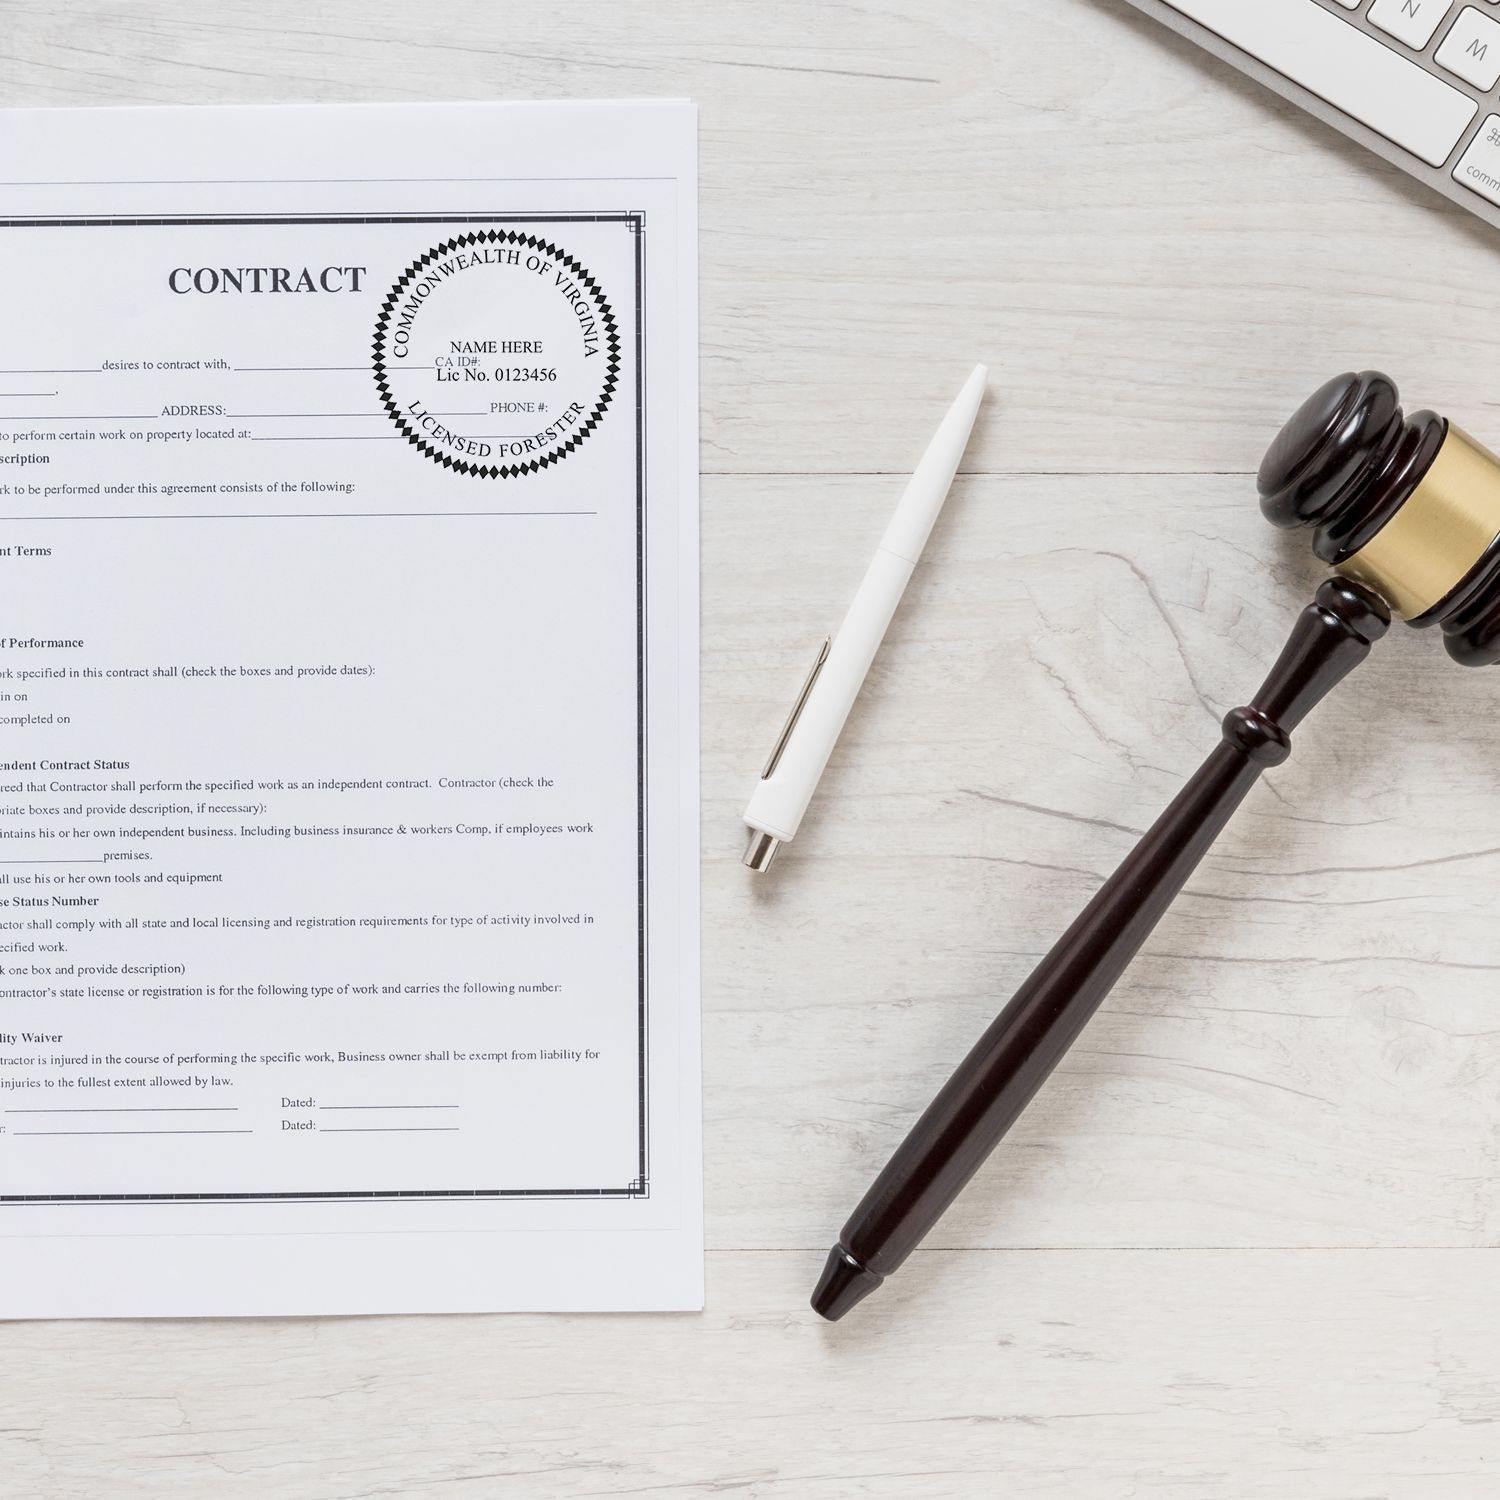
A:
[1339,425,1500,618]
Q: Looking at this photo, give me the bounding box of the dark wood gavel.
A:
[813,371,1500,1320]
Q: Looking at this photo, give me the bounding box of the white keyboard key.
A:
[1330,0,1360,7]
[1370,0,1453,48]
[1454,112,1500,202]
[1161,0,1478,167]
[1436,6,1500,87]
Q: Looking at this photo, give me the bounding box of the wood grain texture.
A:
[6,0,1500,1494]
[7,1251,1500,1499]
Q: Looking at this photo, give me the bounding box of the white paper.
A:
[0,100,700,1317]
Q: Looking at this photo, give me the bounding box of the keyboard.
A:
[1122,0,1500,228]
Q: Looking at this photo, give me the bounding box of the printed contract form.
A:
[0,100,701,1318]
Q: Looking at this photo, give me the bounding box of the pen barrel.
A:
[745,366,985,855]
[744,547,914,841]
[834,578,1389,1287]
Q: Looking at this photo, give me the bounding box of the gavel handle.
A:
[821,577,1390,1316]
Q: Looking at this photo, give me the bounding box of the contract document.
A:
[0,101,700,1317]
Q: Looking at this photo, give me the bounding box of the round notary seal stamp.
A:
[372,230,620,479]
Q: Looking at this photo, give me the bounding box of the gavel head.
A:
[1258,370,1500,665]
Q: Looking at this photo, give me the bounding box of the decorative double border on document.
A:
[0,211,650,1205]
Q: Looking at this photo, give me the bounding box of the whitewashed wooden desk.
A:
[7,2,1500,1495]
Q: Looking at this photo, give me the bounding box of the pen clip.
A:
[761,637,831,779]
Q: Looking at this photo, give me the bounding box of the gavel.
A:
[813,371,1500,1320]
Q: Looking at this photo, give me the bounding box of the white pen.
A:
[742,365,988,872]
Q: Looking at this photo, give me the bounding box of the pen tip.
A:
[742,829,781,873]
[954,364,988,416]
[810,1244,883,1321]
